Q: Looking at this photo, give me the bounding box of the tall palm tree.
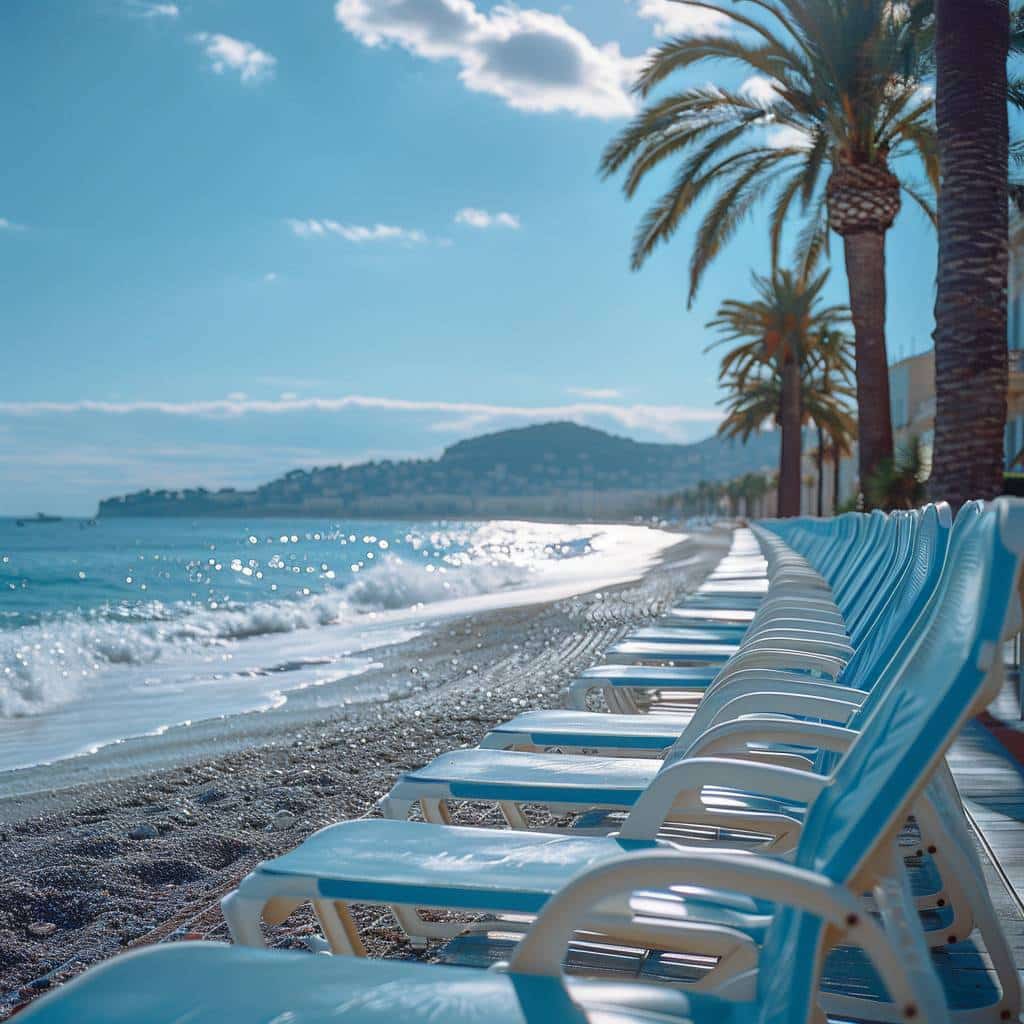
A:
[709,268,850,515]
[600,0,937,487]
[927,0,1010,506]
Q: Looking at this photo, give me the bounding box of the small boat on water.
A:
[15,513,64,527]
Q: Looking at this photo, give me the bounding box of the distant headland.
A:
[97,421,778,520]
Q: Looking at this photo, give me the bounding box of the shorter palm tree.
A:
[709,268,850,516]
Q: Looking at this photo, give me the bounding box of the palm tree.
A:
[742,472,771,518]
[718,364,856,514]
[926,0,1010,506]
[808,327,857,513]
[709,268,850,515]
[600,0,937,487]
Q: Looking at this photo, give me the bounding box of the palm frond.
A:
[687,153,797,303]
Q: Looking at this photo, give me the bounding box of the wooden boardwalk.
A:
[946,672,1024,996]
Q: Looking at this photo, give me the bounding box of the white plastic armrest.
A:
[740,636,852,658]
[717,647,846,682]
[705,692,859,728]
[684,717,857,759]
[704,669,866,706]
[505,849,933,1021]
[508,850,859,975]
[619,757,828,839]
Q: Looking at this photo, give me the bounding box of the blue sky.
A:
[0,0,939,515]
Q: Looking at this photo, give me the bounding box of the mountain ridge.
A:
[97,421,779,519]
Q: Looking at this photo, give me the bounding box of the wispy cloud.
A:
[454,208,521,230]
[739,75,778,107]
[334,0,642,119]
[766,124,810,150]
[0,217,26,232]
[263,272,278,283]
[192,33,276,83]
[567,387,621,400]
[286,219,427,244]
[633,0,731,37]
[0,393,722,440]
[124,1,180,17]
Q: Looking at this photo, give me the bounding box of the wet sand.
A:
[0,527,730,1014]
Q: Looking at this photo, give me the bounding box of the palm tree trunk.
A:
[815,424,825,517]
[832,445,841,514]
[778,357,802,516]
[929,0,1010,508]
[842,230,895,491]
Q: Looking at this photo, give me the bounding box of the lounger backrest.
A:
[838,503,951,694]
[827,511,893,616]
[801,499,1021,882]
[842,510,919,648]
[757,499,1024,1024]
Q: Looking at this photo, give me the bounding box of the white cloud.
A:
[739,74,778,107]
[120,0,180,16]
[454,207,521,229]
[334,0,642,118]
[633,0,731,37]
[286,218,427,244]
[138,2,179,16]
[766,123,810,150]
[0,393,722,440]
[263,272,278,283]
[736,77,810,149]
[568,387,622,400]
[0,217,26,232]
[192,33,276,83]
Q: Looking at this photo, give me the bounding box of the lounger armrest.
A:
[716,647,846,682]
[509,850,858,974]
[681,717,858,759]
[684,674,864,737]
[705,670,867,706]
[704,692,859,729]
[739,636,853,659]
[618,756,827,839]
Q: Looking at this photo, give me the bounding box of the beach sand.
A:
[0,527,730,1013]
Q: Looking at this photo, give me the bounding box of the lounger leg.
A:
[419,798,452,824]
[389,903,473,944]
[378,796,415,820]
[262,897,303,927]
[917,806,1021,1021]
[313,900,366,956]
[605,687,639,714]
[499,801,529,829]
[221,890,268,948]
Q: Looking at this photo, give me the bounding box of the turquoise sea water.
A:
[0,517,676,770]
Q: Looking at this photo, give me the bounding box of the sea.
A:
[0,517,678,772]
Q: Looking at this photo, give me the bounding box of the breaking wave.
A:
[0,555,535,718]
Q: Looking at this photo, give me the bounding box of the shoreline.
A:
[0,527,729,1009]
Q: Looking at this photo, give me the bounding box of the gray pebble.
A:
[269,810,297,831]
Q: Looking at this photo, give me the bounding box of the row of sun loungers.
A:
[21,499,1024,1023]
